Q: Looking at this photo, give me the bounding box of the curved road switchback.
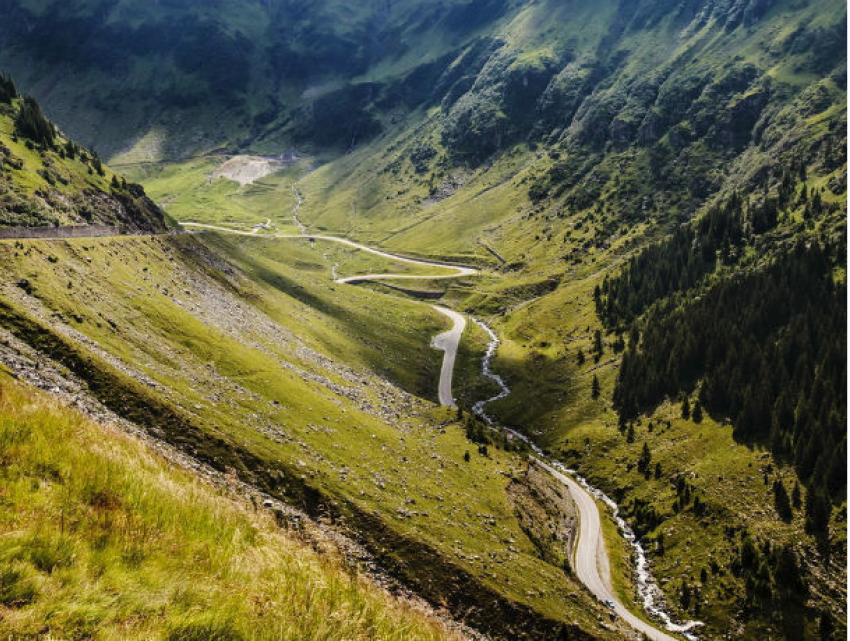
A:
[6,215,693,639]
[430,307,467,408]
[180,222,477,284]
[179,218,690,641]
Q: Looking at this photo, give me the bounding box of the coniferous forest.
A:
[0,1,845,639]
[597,195,846,529]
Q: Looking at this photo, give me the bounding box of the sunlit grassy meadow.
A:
[0,373,466,641]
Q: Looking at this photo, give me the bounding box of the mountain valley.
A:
[0,1,845,639]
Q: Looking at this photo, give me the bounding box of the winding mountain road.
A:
[180,222,477,284]
[6,215,687,638]
[180,218,685,641]
[430,307,467,408]
[535,461,679,641]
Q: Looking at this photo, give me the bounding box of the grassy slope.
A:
[290,0,845,251]
[130,0,846,257]
[117,1,845,636]
[472,237,846,639]
[0,233,618,638]
[124,0,617,244]
[0,102,117,225]
[0,372,464,641]
[120,156,307,231]
[0,96,169,230]
[0,104,111,200]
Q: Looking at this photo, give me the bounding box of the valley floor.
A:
[0,231,631,640]
[2,191,842,639]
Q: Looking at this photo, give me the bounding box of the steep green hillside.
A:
[0,76,166,231]
[265,0,845,637]
[0,0,517,160]
[125,0,845,252]
[285,0,845,246]
[0,0,844,639]
[0,232,624,640]
[0,372,464,640]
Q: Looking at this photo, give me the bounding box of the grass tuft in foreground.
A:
[0,373,463,641]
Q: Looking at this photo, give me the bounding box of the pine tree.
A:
[773,480,793,522]
[463,451,470,463]
[0,71,16,104]
[740,537,758,570]
[14,96,55,148]
[693,495,705,516]
[774,545,803,594]
[638,442,651,474]
[792,482,802,509]
[692,400,703,423]
[681,396,691,420]
[92,154,104,176]
[591,375,600,399]
[812,191,823,215]
[805,490,830,536]
[819,610,834,640]
[680,580,691,610]
[593,329,603,362]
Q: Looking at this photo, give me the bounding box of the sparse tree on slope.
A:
[0,71,16,104]
[773,479,793,522]
[15,96,55,148]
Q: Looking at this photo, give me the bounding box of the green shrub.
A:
[0,567,36,607]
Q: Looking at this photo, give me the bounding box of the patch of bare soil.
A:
[211,154,298,186]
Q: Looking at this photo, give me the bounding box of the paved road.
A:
[180,222,477,284]
[180,219,685,641]
[430,306,467,408]
[534,461,680,641]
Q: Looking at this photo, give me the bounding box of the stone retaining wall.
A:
[0,225,122,239]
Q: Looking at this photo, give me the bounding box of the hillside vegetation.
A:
[0,231,625,640]
[0,372,464,640]
[268,0,845,637]
[0,0,844,639]
[0,76,166,231]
